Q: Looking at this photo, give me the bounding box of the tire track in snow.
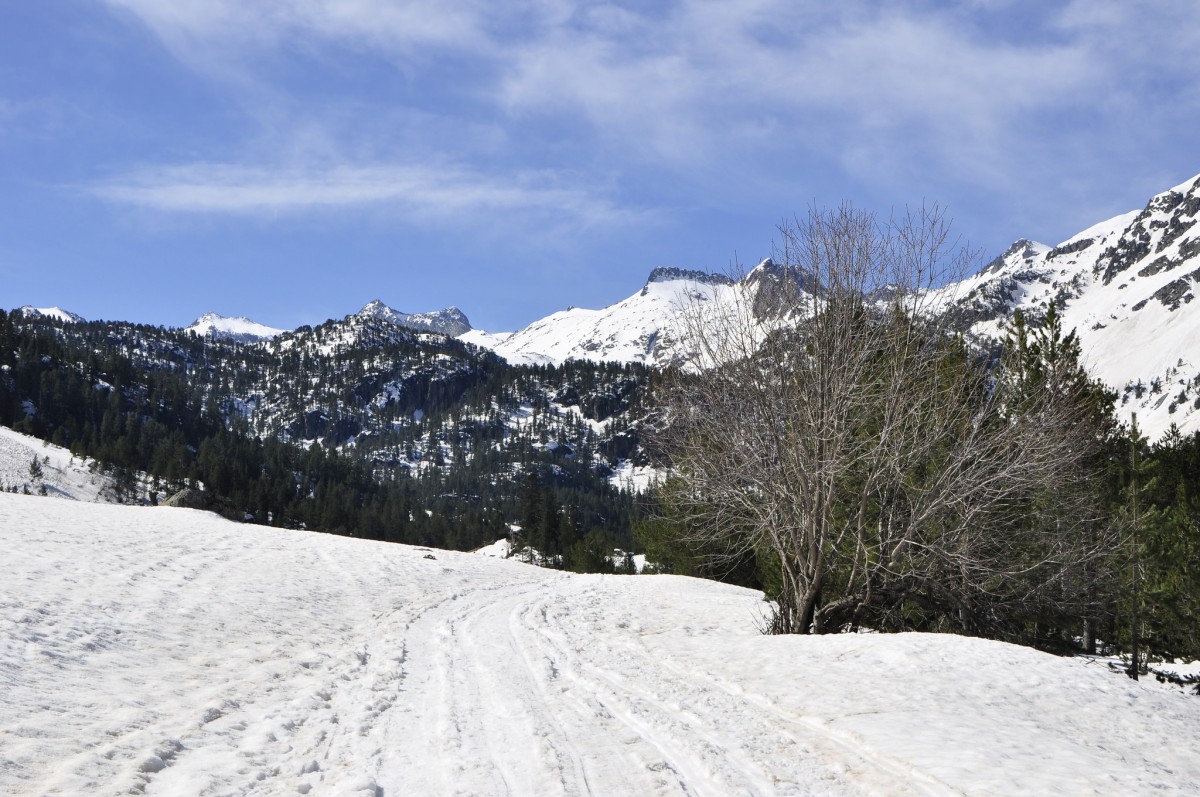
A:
[374,569,954,797]
[0,494,955,796]
[515,580,956,796]
[512,582,780,797]
[377,576,648,795]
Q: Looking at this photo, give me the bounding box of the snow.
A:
[3,492,1199,795]
[1057,208,1141,250]
[473,538,512,558]
[185,312,285,341]
[0,426,114,501]
[16,305,84,324]
[609,459,661,493]
[458,327,515,351]
[484,273,750,367]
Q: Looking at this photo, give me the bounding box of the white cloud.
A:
[103,0,494,55]
[94,0,1200,245]
[100,1,1200,155]
[498,3,1098,179]
[89,161,642,230]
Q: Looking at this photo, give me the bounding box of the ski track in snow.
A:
[4,492,1200,796]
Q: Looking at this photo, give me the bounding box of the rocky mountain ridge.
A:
[940,172,1200,438]
[469,174,1200,437]
[356,300,473,337]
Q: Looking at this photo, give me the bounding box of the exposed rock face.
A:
[939,173,1200,438]
[161,488,207,510]
[644,267,735,287]
[357,300,472,337]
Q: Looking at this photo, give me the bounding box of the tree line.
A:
[0,309,645,569]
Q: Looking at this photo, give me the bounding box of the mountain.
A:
[17,306,84,324]
[184,301,475,344]
[2,306,653,553]
[487,266,743,367]
[942,172,1200,438]
[185,312,285,343]
[471,174,1200,438]
[357,299,473,337]
[8,173,1200,448]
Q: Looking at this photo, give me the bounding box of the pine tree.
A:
[1125,415,1149,679]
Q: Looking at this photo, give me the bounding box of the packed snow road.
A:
[3,493,1199,796]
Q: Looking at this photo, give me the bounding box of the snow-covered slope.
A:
[0,426,115,501]
[489,267,744,367]
[17,305,84,324]
[944,172,1200,438]
[185,312,285,343]
[4,492,1199,795]
[458,327,513,350]
[358,299,473,337]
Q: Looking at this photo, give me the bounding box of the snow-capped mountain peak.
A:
[944,171,1200,438]
[474,173,1200,438]
[186,312,285,343]
[356,300,472,337]
[979,239,1051,276]
[486,266,766,367]
[358,299,401,322]
[17,306,84,324]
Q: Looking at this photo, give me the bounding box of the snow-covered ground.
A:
[0,425,114,501]
[3,493,1199,796]
[608,459,661,494]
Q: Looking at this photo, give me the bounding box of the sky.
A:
[2,1,1198,333]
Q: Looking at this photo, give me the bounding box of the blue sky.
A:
[2,1,1198,333]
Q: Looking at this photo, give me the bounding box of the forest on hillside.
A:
[0,308,648,571]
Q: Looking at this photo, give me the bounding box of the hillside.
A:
[0,308,652,555]
[944,173,1200,438]
[0,426,114,501]
[3,492,1199,795]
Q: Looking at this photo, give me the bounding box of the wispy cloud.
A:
[102,0,495,60]
[89,161,643,230]
[498,3,1098,181]
[94,0,1200,245]
[99,1,1200,166]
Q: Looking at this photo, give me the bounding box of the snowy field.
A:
[3,493,1200,796]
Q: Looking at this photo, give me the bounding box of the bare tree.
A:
[653,205,1114,636]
